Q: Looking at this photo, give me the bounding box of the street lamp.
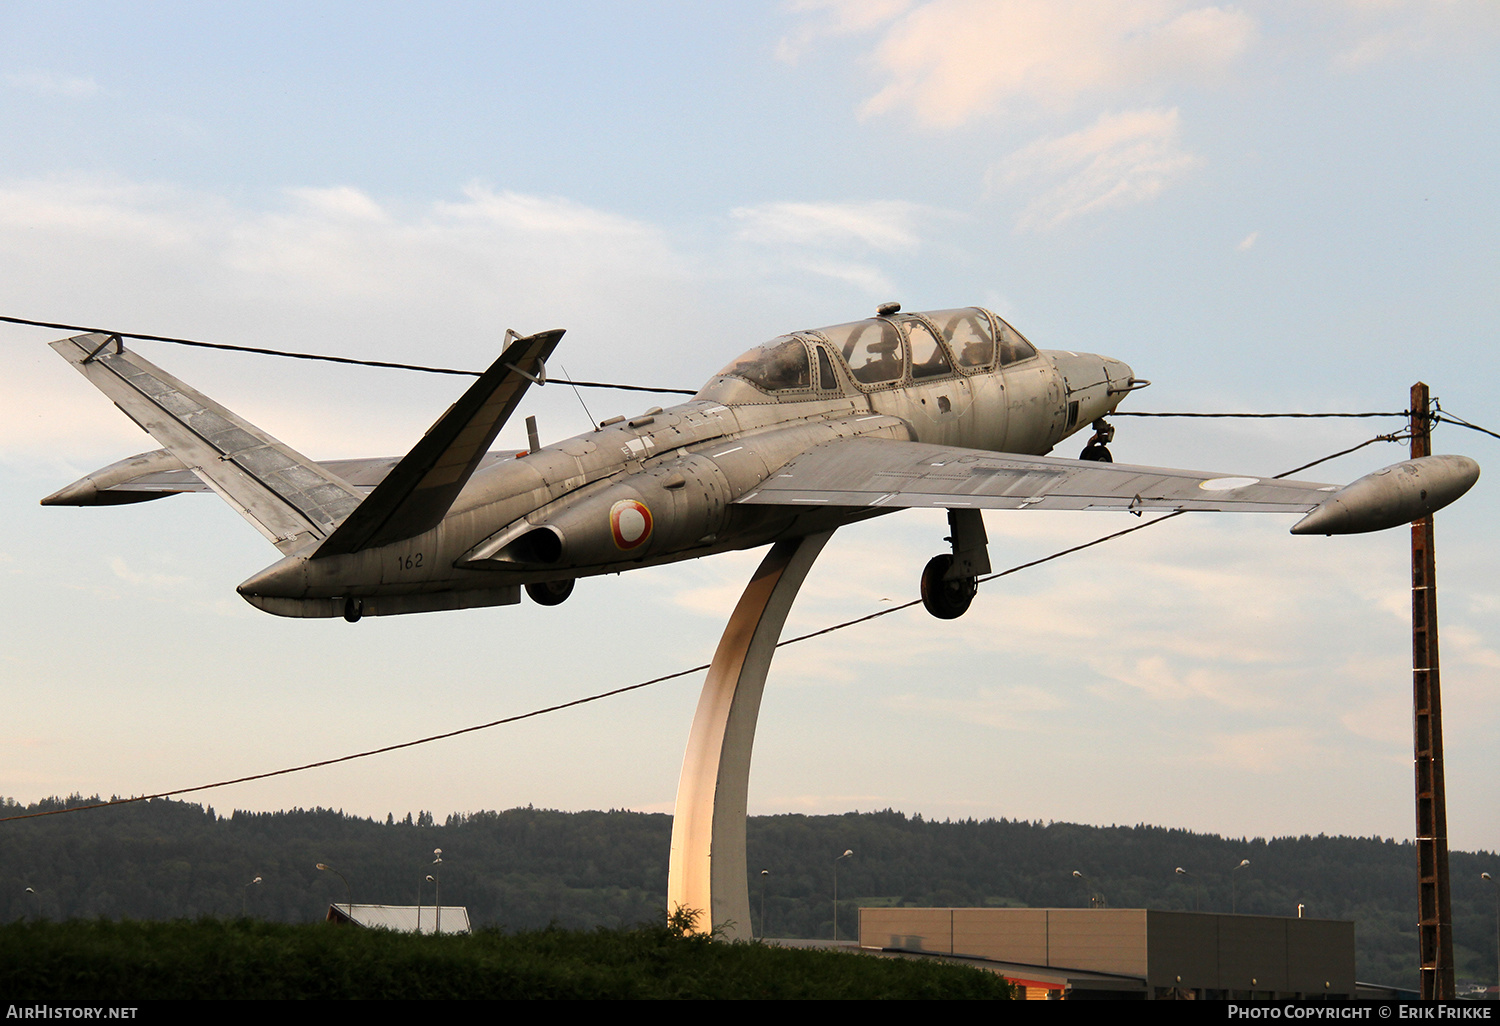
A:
[833,850,853,943]
[1073,870,1105,908]
[1483,873,1498,1000]
[242,875,262,917]
[759,869,770,941]
[432,849,443,936]
[1175,867,1202,912]
[316,863,352,917]
[1232,860,1250,914]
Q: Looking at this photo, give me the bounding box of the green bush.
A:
[0,918,1015,1000]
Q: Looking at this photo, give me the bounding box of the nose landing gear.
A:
[920,508,991,620]
[1079,418,1115,462]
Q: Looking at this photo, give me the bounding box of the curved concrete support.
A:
[667,530,834,939]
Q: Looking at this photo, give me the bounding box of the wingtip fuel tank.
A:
[1290,455,1480,535]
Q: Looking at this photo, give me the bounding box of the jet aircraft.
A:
[44,304,1479,622]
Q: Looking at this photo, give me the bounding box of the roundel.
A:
[610,499,653,551]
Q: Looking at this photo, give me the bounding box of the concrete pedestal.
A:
[666,531,834,939]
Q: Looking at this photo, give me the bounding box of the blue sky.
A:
[2,1,1497,855]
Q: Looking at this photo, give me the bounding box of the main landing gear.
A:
[525,578,575,606]
[921,508,991,620]
[1079,418,1115,462]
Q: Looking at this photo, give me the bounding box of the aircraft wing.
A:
[735,437,1478,533]
[50,333,365,554]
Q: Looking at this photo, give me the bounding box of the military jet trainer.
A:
[44,304,1479,622]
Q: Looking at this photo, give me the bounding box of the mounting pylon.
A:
[1410,382,1455,1000]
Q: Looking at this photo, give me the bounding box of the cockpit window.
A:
[814,319,904,385]
[927,308,996,369]
[905,319,953,379]
[815,345,837,390]
[994,318,1039,366]
[716,336,811,392]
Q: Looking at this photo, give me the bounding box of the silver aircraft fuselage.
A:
[52,303,1471,621]
[237,308,1133,617]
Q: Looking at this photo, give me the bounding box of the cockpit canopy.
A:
[697,307,1038,403]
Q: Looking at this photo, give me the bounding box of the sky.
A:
[1,1,1497,856]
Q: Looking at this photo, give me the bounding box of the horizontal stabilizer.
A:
[41,448,521,506]
[50,333,364,553]
[313,328,564,557]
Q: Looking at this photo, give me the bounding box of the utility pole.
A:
[1410,382,1455,1000]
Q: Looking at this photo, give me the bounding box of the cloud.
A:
[6,71,98,98]
[1329,0,1500,71]
[731,200,926,252]
[0,177,697,458]
[850,1,1257,127]
[729,199,941,294]
[1193,726,1327,773]
[990,107,1203,230]
[110,557,189,589]
[775,0,914,63]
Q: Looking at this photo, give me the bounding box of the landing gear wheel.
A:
[1079,441,1113,462]
[342,597,363,623]
[921,555,977,620]
[526,578,575,606]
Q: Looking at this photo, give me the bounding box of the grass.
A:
[0,918,1015,1000]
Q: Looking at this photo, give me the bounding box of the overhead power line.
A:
[0,314,698,395]
[13,314,1500,434]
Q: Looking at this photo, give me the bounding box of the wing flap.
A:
[736,438,1337,513]
[50,333,364,553]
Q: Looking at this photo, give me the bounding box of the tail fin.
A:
[312,327,564,557]
[51,333,363,554]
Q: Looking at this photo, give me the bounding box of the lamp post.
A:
[1483,873,1499,999]
[242,875,262,917]
[1232,860,1250,914]
[432,849,443,935]
[759,869,770,941]
[1175,867,1201,912]
[833,850,852,943]
[1073,869,1105,908]
[316,863,352,917]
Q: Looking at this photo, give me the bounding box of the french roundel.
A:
[610,499,653,550]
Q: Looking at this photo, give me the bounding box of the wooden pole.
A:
[1410,382,1455,1000]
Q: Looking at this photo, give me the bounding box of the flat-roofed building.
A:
[325,903,472,934]
[860,907,1355,1000]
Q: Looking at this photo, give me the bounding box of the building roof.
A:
[325,903,472,933]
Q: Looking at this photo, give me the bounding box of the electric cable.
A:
[0,313,698,395]
[0,434,1408,824]
[16,313,1499,420]
[1112,411,1409,419]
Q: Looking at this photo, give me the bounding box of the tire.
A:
[920,555,976,620]
[1080,442,1113,462]
[526,579,575,606]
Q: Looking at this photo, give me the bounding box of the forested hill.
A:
[3,796,1497,991]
